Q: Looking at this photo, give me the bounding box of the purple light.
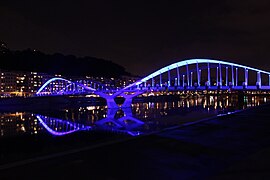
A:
[36,77,96,95]
[36,115,91,136]
[123,59,270,89]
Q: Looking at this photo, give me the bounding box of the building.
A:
[0,71,17,96]
[0,69,53,97]
[0,68,139,97]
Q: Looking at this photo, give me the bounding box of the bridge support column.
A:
[196,62,200,87]
[121,98,133,108]
[168,68,171,87]
[95,92,119,109]
[245,68,248,87]
[236,68,238,86]
[95,91,146,129]
[231,65,234,87]
[226,67,228,86]
[190,72,193,87]
[95,107,122,128]
[219,63,222,87]
[208,63,211,86]
[72,83,75,92]
[151,76,154,87]
[177,66,180,86]
[216,67,219,87]
[117,108,144,126]
[122,92,144,108]
[269,75,270,86]
[106,96,119,109]
[159,73,162,87]
[199,69,201,87]
[182,75,185,87]
[186,64,190,87]
[257,72,261,89]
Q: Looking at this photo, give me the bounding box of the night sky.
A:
[1,0,270,76]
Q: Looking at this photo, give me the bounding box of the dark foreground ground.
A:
[1,104,270,180]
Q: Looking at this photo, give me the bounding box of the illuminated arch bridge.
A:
[123,59,270,90]
[36,77,112,96]
[37,59,270,107]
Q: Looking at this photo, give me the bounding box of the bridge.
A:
[36,59,270,108]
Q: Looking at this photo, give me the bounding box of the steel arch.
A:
[36,77,96,95]
[123,59,270,89]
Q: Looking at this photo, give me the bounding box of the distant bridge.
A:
[36,59,270,108]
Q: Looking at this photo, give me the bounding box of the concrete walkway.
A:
[1,104,270,179]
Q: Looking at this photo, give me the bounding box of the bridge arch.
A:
[36,77,96,95]
[36,59,270,108]
[123,59,270,90]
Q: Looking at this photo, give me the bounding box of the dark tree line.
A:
[0,48,131,77]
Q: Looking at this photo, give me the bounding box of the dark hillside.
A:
[0,49,130,77]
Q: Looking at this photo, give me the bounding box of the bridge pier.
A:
[95,90,146,109]
[95,92,119,109]
[257,72,261,89]
[177,65,180,86]
[96,103,145,129]
[190,72,193,87]
[196,62,200,86]
[186,64,190,86]
[236,68,238,86]
[121,98,133,108]
[106,97,119,109]
[159,73,162,87]
[208,62,211,86]
[121,91,145,108]
[168,68,171,87]
[95,107,123,128]
[226,67,228,86]
[231,65,235,87]
[216,67,219,87]
[117,107,144,126]
[182,75,185,87]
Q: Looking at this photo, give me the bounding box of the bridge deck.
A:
[101,85,270,93]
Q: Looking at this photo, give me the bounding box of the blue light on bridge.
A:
[123,59,270,89]
[36,59,270,109]
[36,115,92,136]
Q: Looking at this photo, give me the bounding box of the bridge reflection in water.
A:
[34,92,270,137]
[36,115,92,136]
[36,106,144,137]
[0,94,269,138]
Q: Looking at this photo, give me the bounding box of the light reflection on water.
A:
[0,95,270,138]
[36,115,91,136]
